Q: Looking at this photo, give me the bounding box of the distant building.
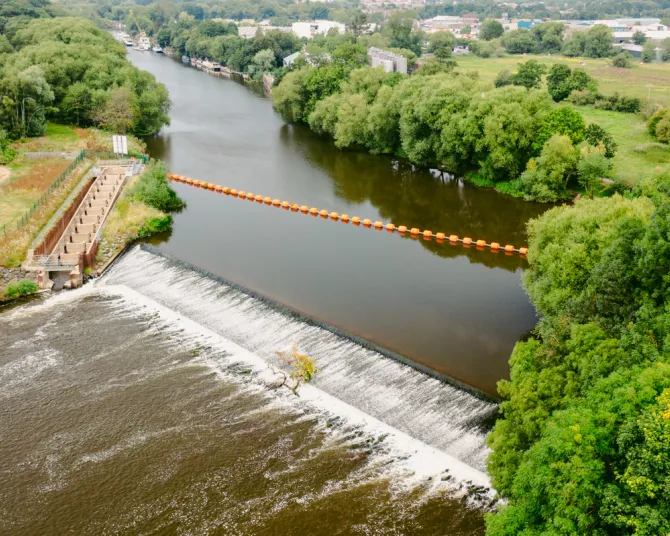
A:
[614,43,643,57]
[237,27,259,39]
[517,20,542,30]
[368,47,408,74]
[291,20,345,39]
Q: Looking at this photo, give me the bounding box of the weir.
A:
[100,245,498,474]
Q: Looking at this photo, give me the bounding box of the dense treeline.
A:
[0,17,170,139]
[486,174,670,535]
[272,51,616,202]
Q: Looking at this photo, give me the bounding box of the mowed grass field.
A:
[455,55,670,185]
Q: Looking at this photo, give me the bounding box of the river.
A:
[131,50,547,397]
[0,50,550,535]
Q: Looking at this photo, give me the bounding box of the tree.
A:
[534,107,586,151]
[0,65,54,138]
[642,41,656,63]
[611,51,633,68]
[584,123,617,158]
[584,24,615,58]
[251,48,275,73]
[480,19,504,41]
[633,30,647,45]
[546,63,572,102]
[656,114,670,143]
[510,60,547,89]
[460,25,471,35]
[384,11,423,56]
[274,345,318,395]
[521,134,579,202]
[531,21,565,54]
[578,145,611,198]
[501,28,536,54]
[93,87,134,134]
[494,69,512,87]
[349,11,368,37]
[428,31,455,61]
[662,38,670,62]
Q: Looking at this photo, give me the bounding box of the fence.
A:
[2,150,148,238]
[2,150,86,238]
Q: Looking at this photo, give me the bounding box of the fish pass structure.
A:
[367,47,408,74]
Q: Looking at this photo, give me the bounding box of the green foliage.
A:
[521,134,579,202]
[501,28,536,54]
[384,11,423,56]
[468,38,505,58]
[480,19,504,41]
[531,21,565,53]
[509,59,547,89]
[137,214,172,238]
[662,38,670,62]
[4,279,38,299]
[494,69,512,88]
[578,145,612,198]
[633,30,647,45]
[656,114,670,143]
[275,345,318,395]
[129,161,185,213]
[585,123,618,158]
[563,25,615,58]
[593,93,642,113]
[547,64,597,102]
[0,129,17,164]
[427,31,455,61]
[647,108,668,136]
[534,107,586,151]
[612,51,634,68]
[642,41,656,63]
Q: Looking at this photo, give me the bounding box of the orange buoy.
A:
[246,192,254,199]
[519,247,528,256]
[186,178,194,185]
[410,228,420,235]
[223,187,230,194]
[255,194,263,202]
[504,244,515,253]
[300,205,309,213]
[374,221,383,229]
[462,237,472,245]
[291,204,300,212]
[476,239,486,248]
[319,209,329,217]
[449,234,458,242]
[352,216,361,225]
[238,190,246,198]
[435,232,445,241]
[281,201,290,209]
[398,225,407,233]
[309,207,318,215]
[230,189,239,196]
[272,199,281,206]
[490,242,500,250]
[194,180,201,187]
[215,185,223,192]
[423,230,432,239]
[263,197,272,205]
[386,223,395,232]
[341,214,350,223]
[201,182,209,189]
[330,212,339,220]
[362,219,372,227]
[209,183,216,190]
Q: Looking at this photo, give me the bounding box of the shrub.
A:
[522,134,579,202]
[534,107,586,152]
[5,279,38,299]
[138,215,173,238]
[568,90,600,106]
[593,93,642,113]
[655,114,670,143]
[584,123,617,158]
[648,109,668,136]
[129,161,185,213]
[611,51,633,68]
[494,69,512,87]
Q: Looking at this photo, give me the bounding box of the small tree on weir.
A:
[273,345,318,396]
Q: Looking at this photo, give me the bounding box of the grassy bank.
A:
[453,55,670,188]
[0,124,146,268]
[455,55,670,107]
[0,279,38,303]
[95,161,183,270]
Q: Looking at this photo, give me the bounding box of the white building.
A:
[291,20,345,39]
[368,47,408,74]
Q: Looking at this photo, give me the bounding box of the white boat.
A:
[152,46,163,53]
[137,37,151,51]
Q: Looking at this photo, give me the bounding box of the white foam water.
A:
[97,246,497,482]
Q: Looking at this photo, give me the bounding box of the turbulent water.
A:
[0,247,494,535]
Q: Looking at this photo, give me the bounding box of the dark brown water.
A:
[130,50,548,397]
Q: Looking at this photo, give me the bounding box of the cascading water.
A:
[100,245,497,475]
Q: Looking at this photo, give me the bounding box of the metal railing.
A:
[3,150,86,237]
